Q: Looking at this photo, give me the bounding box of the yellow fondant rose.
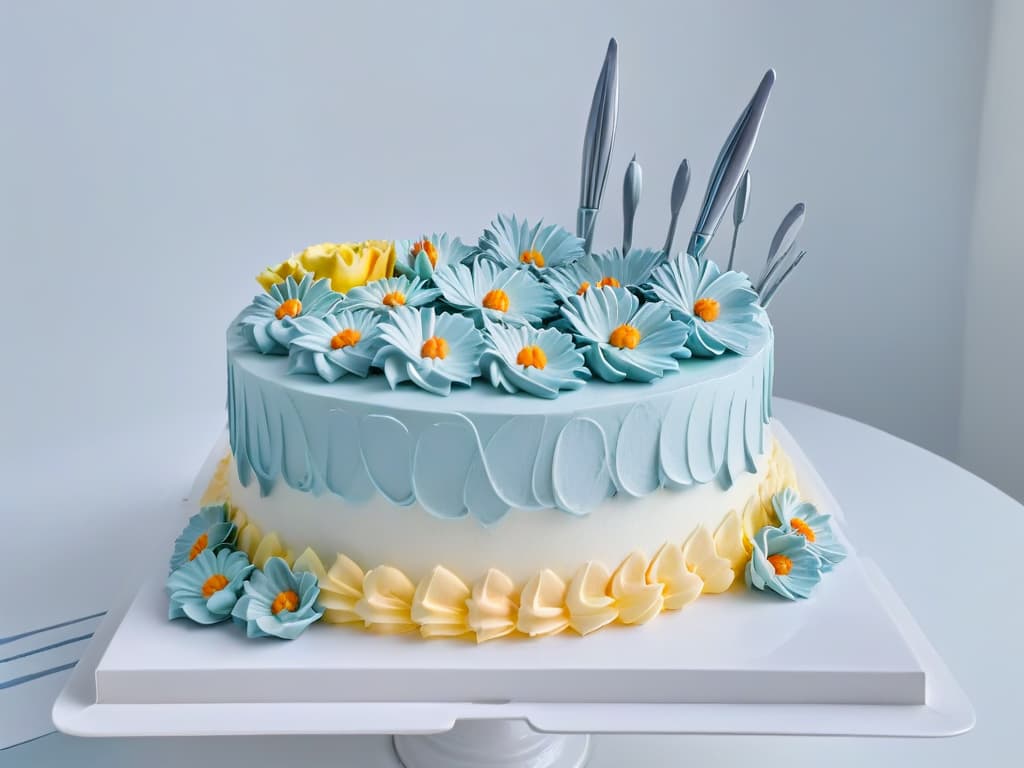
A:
[257,241,396,294]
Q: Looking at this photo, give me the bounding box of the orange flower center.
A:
[516,345,548,369]
[693,297,720,322]
[576,281,591,295]
[275,298,302,320]
[271,590,300,615]
[597,276,620,288]
[202,573,229,598]
[768,554,793,575]
[421,336,449,360]
[482,289,510,312]
[189,532,208,561]
[330,328,362,349]
[411,239,438,268]
[790,518,816,542]
[608,324,641,349]
[382,291,406,307]
[520,250,545,268]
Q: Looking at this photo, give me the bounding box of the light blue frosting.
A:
[227,314,774,524]
[433,260,557,327]
[167,548,253,625]
[238,275,342,355]
[650,254,765,357]
[480,325,589,399]
[544,247,664,299]
[394,233,477,281]
[560,286,691,383]
[772,488,847,571]
[745,525,823,600]
[341,275,441,314]
[371,306,486,396]
[287,309,381,382]
[231,556,323,640]
[478,213,585,272]
[169,503,237,573]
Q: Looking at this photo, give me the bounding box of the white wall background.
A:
[0,1,1010,632]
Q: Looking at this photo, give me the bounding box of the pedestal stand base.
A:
[394,720,590,768]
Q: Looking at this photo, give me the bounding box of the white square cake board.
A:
[52,421,974,740]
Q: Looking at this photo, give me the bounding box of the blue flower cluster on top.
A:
[238,213,769,398]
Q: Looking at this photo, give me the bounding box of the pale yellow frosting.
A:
[566,561,617,635]
[516,569,570,637]
[647,542,702,611]
[198,437,803,642]
[411,566,471,639]
[356,565,416,633]
[466,568,519,643]
[683,525,734,594]
[611,551,664,624]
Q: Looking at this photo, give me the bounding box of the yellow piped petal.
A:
[319,554,365,624]
[256,257,308,292]
[292,547,327,582]
[411,565,472,639]
[236,521,263,562]
[355,566,416,634]
[467,568,519,643]
[611,551,664,624]
[516,569,569,637]
[252,532,292,570]
[714,510,750,574]
[683,525,735,594]
[291,241,396,294]
[566,561,617,635]
[647,543,703,611]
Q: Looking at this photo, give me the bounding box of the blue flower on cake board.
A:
[481,325,589,399]
[544,247,664,300]
[231,556,323,640]
[169,503,238,573]
[167,548,254,625]
[287,309,381,382]
[772,488,847,572]
[478,213,585,272]
[650,254,764,357]
[372,306,486,396]
[239,274,342,354]
[433,259,556,327]
[560,286,690,383]
[746,526,823,600]
[341,275,441,315]
[394,233,476,281]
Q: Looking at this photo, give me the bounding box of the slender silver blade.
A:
[688,69,775,258]
[757,202,804,290]
[733,170,751,227]
[577,38,619,249]
[662,158,690,255]
[622,154,641,254]
[762,249,807,307]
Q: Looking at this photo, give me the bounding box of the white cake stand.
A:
[52,424,974,767]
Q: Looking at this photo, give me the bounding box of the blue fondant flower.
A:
[478,213,585,272]
[480,325,589,399]
[239,274,343,354]
[169,503,238,573]
[287,309,381,382]
[231,556,323,640]
[772,489,847,572]
[560,286,690,383]
[433,259,556,327]
[167,548,254,625]
[372,306,486,396]
[649,254,764,357]
[745,526,823,600]
[341,275,441,314]
[544,247,664,300]
[394,233,476,280]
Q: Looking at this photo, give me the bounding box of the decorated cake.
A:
[166,40,845,643]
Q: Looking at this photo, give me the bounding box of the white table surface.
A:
[2,399,1022,766]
